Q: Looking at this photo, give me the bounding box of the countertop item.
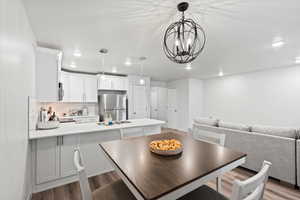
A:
[100,132,247,200]
[29,118,165,140]
[37,121,60,130]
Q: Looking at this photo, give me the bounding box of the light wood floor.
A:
[32,167,300,200]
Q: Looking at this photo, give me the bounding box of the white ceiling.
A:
[24,0,300,81]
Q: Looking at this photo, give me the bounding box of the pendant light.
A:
[99,48,108,79]
[139,57,146,85]
[163,2,206,64]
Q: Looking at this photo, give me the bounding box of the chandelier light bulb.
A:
[175,39,180,46]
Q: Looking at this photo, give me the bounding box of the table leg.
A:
[216,176,222,193]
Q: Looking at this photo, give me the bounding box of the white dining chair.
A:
[179,160,272,200]
[192,123,226,146]
[192,123,226,192]
[73,148,136,200]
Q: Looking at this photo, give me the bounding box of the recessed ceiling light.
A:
[185,63,192,70]
[218,70,223,77]
[139,78,145,85]
[112,67,117,73]
[295,57,300,64]
[73,50,82,57]
[125,58,132,66]
[272,37,285,48]
[70,62,77,68]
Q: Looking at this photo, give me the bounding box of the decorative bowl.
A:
[149,139,183,156]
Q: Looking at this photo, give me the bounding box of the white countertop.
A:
[29,119,165,140]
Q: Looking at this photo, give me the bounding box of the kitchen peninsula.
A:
[29,118,165,193]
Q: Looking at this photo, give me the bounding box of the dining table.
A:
[100,132,247,200]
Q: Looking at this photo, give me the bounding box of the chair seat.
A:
[179,185,229,200]
[92,179,136,200]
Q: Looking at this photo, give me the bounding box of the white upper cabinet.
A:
[60,71,70,102]
[69,74,85,102]
[98,75,128,91]
[60,72,97,102]
[84,75,98,102]
[36,47,62,102]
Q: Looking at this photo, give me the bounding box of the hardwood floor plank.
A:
[32,168,300,200]
[53,186,66,200]
[68,182,81,200]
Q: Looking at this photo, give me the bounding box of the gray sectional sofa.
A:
[192,118,299,187]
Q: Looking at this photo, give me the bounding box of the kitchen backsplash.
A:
[38,102,98,117]
[28,98,98,131]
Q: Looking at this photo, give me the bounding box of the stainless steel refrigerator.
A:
[98,90,128,122]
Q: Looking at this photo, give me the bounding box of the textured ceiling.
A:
[24,0,300,81]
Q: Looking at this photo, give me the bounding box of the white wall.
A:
[188,79,204,128]
[203,66,300,127]
[151,80,167,87]
[0,0,36,199]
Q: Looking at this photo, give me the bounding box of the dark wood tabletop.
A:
[100,132,246,200]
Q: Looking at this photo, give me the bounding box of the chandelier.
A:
[163,2,206,64]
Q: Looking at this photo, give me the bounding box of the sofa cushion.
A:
[251,125,297,138]
[194,117,218,127]
[218,121,250,131]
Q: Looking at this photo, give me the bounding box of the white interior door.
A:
[133,85,147,119]
[158,87,168,121]
[167,89,178,129]
[150,87,158,119]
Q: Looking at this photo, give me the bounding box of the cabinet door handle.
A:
[57,137,60,146]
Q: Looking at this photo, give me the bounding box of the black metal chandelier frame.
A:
[163,2,206,64]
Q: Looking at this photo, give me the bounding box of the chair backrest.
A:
[231,161,272,200]
[192,123,226,146]
[74,148,93,200]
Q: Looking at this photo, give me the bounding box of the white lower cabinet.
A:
[35,137,60,184]
[122,127,144,138]
[121,125,161,138]
[32,125,162,192]
[143,125,161,136]
[60,135,79,177]
[80,131,120,177]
